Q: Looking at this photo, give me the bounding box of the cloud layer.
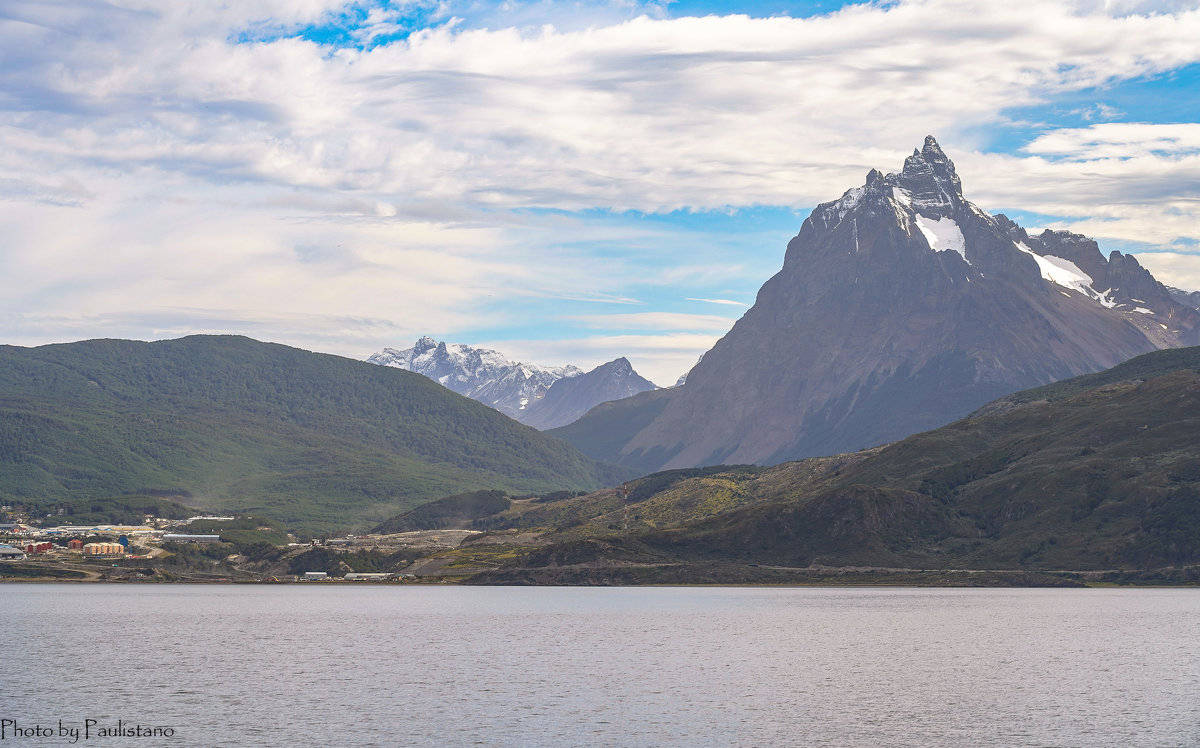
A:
[2,0,1200,383]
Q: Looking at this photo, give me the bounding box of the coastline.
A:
[4,561,1197,587]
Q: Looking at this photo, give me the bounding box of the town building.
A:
[83,542,125,556]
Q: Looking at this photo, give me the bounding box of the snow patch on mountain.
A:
[835,187,865,217]
[1014,242,1117,308]
[914,214,968,263]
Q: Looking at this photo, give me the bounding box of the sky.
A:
[3,0,1200,386]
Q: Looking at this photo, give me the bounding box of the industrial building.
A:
[162,534,222,543]
[45,525,154,537]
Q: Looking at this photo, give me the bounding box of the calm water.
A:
[2,585,1198,746]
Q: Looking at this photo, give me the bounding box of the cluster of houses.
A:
[0,538,129,560]
[0,517,233,562]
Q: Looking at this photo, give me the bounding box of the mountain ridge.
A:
[557,137,1200,473]
[368,337,656,429]
[367,336,582,419]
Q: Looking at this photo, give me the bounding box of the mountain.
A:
[519,358,657,430]
[1169,286,1200,311]
[0,336,627,532]
[368,338,657,430]
[367,337,581,420]
[460,346,1200,584]
[558,137,1200,473]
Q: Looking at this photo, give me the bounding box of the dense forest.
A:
[0,336,629,532]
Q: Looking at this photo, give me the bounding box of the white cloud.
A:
[1076,103,1124,121]
[1022,122,1200,158]
[1130,251,1200,291]
[687,297,749,306]
[954,124,1200,252]
[570,311,739,330]
[8,1,1200,213]
[4,0,1200,378]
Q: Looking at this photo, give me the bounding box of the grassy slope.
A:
[472,347,1200,575]
[372,489,511,533]
[0,335,623,532]
[974,346,1200,414]
[468,455,872,538]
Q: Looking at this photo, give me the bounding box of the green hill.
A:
[463,346,1200,583]
[372,489,511,533]
[0,335,628,532]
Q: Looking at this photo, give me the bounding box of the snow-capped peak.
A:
[367,337,582,419]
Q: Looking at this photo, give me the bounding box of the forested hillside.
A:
[0,336,626,531]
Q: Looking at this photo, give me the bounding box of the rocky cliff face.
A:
[580,137,1200,472]
[520,357,657,430]
[1169,286,1200,311]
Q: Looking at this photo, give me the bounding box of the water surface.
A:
[3,585,1198,746]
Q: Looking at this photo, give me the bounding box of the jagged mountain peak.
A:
[367,339,654,429]
[798,138,1185,325]
[807,137,972,244]
[896,134,962,209]
[559,138,1200,474]
[367,338,579,419]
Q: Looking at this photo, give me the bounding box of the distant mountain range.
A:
[368,337,582,419]
[519,357,657,430]
[555,137,1200,473]
[0,336,628,532]
[368,337,656,429]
